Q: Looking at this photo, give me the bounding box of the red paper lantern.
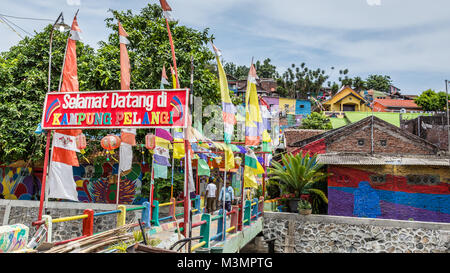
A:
[101,135,121,151]
[76,133,87,150]
[145,133,155,150]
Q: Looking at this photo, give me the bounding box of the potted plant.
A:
[268,151,329,213]
[297,199,312,215]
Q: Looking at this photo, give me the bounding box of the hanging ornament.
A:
[76,133,90,163]
[140,144,146,165]
[145,133,156,150]
[101,135,121,161]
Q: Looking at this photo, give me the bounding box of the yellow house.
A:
[323,86,372,112]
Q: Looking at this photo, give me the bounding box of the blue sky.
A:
[1,0,450,95]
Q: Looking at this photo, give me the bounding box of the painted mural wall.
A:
[1,163,148,205]
[328,165,450,223]
[73,163,147,204]
[0,167,41,200]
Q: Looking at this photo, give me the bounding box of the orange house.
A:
[373,99,422,112]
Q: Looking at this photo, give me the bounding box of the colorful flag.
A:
[173,128,185,159]
[118,21,135,172]
[245,64,263,146]
[243,148,264,189]
[170,65,177,88]
[153,128,173,170]
[160,64,169,88]
[47,15,83,201]
[259,96,272,133]
[212,43,236,144]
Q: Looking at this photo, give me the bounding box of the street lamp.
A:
[47,12,70,93]
[39,12,70,222]
[446,80,450,153]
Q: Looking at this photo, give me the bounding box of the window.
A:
[370,175,386,184]
[380,140,387,146]
[407,175,440,185]
[300,105,305,108]
[357,139,365,146]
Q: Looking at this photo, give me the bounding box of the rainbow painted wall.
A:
[0,224,29,253]
[328,165,450,223]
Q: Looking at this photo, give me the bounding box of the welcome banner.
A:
[41,89,189,129]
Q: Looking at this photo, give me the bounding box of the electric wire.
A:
[0,15,33,36]
[0,16,23,39]
[0,13,53,22]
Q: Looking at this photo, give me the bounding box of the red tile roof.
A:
[374,99,421,109]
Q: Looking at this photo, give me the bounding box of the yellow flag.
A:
[244,165,258,189]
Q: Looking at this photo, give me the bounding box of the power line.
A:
[0,13,53,22]
[0,16,23,39]
[0,15,33,36]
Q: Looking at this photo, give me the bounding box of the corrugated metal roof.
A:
[317,154,450,166]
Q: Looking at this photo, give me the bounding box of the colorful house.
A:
[323,86,372,112]
[373,99,422,113]
[290,116,450,223]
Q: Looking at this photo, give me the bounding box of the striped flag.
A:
[153,128,173,167]
[244,148,264,189]
[212,42,236,144]
[173,128,185,159]
[159,0,174,21]
[47,15,83,201]
[245,64,263,146]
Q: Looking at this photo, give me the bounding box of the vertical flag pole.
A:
[165,18,180,89]
[37,131,52,221]
[150,129,155,220]
[170,129,175,200]
[116,159,121,205]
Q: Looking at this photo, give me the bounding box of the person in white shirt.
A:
[205,179,217,213]
[218,181,235,212]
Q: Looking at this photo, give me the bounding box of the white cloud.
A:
[366,0,381,6]
[67,0,81,6]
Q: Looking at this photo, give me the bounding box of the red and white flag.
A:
[159,0,174,21]
[118,21,136,172]
[47,14,82,201]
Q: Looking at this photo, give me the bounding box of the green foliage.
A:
[0,25,98,164]
[299,112,333,130]
[279,62,329,99]
[138,161,184,203]
[414,89,448,111]
[297,199,311,210]
[0,3,220,163]
[268,151,329,206]
[365,74,392,92]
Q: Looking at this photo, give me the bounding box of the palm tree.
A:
[269,151,329,212]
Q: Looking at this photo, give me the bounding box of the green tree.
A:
[299,112,333,130]
[279,62,329,99]
[414,89,448,111]
[365,74,392,92]
[0,25,98,164]
[0,3,221,163]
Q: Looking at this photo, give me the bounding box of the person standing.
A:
[219,181,234,212]
[205,179,217,213]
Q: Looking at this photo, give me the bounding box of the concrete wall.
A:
[263,212,450,253]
